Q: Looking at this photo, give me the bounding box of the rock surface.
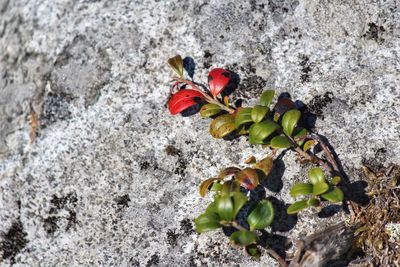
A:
[0,0,399,266]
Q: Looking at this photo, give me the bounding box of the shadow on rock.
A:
[268,196,298,232]
[183,56,196,79]
[261,157,285,193]
[318,204,342,218]
[259,230,291,260]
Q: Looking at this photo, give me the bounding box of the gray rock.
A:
[0,0,399,266]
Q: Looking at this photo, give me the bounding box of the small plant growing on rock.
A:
[195,156,287,263]
[287,167,343,214]
[166,55,352,266]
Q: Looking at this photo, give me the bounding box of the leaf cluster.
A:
[287,167,344,214]
[166,55,350,264]
[195,157,275,255]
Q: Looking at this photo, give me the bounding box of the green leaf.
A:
[307,198,319,207]
[205,201,218,214]
[321,187,344,203]
[200,104,221,117]
[331,176,341,186]
[195,213,220,233]
[313,181,329,195]
[251,105,269,123]
[293,127,308,146]
[220,180,240,196]
[232,192,248,219]
[281,109,301,136]
[303,140,316,152]
[199,178,220,197]
[270,135,293,148]
[246,245,261,258]
[167,55,184,78]
[308,167,325,185]
[229,230,258,246]
[287,200,309,214]
[290,183,313,197]
[210,181,222,191]
[247,200,274,230]
[235,107,253,128]
[248,121,280,144]
[210,114,236,138]
[235,168,259,190]
[216,195,234,221]
[253,155,273,176]
[260,90,275,107]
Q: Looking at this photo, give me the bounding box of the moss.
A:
[354,164,400,265]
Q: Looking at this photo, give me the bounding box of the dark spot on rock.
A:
[45,193,79,233]
[0,220,28,263]
[193,240,232,264]
[180,218,194,236]
[140,161,150,170]
[363,22,385,44]
[165,145,182,157]
[43,216,59,235]
[188,255,196,267]
[66,210,78,231]
[166,229,179,247]
[268,0,299,17]
[50,193,77,210]
[307,91,333,119]
[235,75,267,99]
[174,157,188,176]
[40,91,72,128]
[146,254,159,267]
[130,259,140,267]
[299,55,313,83]
[204,50,213,58]
[114,194,131,208]
[250,0,265,11]
[123,114,132,124]
[184,140,194,145]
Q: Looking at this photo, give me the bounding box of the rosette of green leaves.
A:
[287,167,344,214]
[270,108,308,148]
[195,190,248,233]
[233,90,276,141]
[229,200,274,249]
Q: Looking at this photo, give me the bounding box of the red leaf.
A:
[168,89,205,115]
[274,98,296,118]
[208,68,232,97]
[235,168,259,190]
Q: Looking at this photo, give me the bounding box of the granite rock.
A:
[0,0,399,266]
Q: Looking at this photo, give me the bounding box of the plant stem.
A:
[294,134,343,176]
[176,78,236,114]
[230,221,287,266]
[231,221,248,231]
[285,133,333,174]
[266,248,288,267]
[309,134,340,174]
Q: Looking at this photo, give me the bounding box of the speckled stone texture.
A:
[0,0,399,266]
